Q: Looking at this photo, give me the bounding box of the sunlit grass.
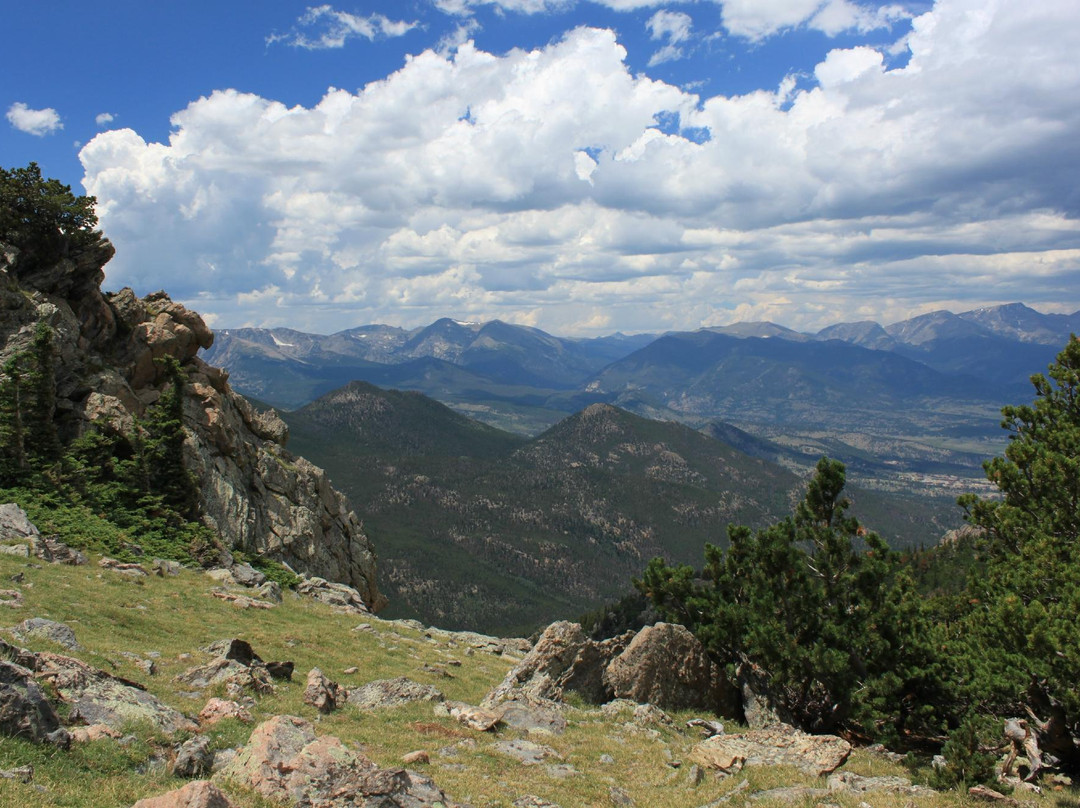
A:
[0,550,1073,808]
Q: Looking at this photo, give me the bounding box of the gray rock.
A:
[229,563,265,588]
[492,739,561,766]
[31,534,87,565]
[483,621,631,708]
[513,797,563,808]
[174,735,214,778]
[498,700,568,735]
[295,575,371,613]
[302,667,347,714]
[153,558,183,577]
[604,622,735,715]
[0,504,38,541]
[0,659,69,746]
[692,724,852,777]
[215,715,459,807]
[348,677,444,710]
[14,618,81,651]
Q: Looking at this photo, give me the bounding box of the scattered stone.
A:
[347,676,444,710]
[295,574,371,614]
[99,557,149,576]
[152,558,182,577]
[0,588,24,608]
[826,772,924,794]
[599,754,615,764]
[303,667,348,714]
[255,581,282,603]
[216,715,459,807]
[343,666,358,675]
[178,640,279,697]
[136,659,157,676]
[210,590,274,609]
[688,718,725,737]
[204,569,236,586]
[198,698,252,726]
[446,700,502,731]
[228,563,265,588]
[632,703,673,726]
[512,796,562,808]
[969,784,1024,805]
[493,739,561,766]
[14,617,81,651]
[69,723,122,743]
[402,750,430,765]
[685,764,705,786]
[0,764,33,782]
[545,763,577,778]
[747,786,830,803]
[266,661,294,681]
[604,623,736,714]
[609,786,635,806]
[692,724,851,777]
[0,543,29,558]
[499,699,568,735]
[131,780,238,808]
[175,735,214,778]
[0,658,70,746]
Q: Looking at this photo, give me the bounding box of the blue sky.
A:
[3,0,1078,335]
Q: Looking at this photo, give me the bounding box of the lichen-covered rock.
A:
[13,617,82,651]
[303,667,348,714]
[691,724,852,777]
[0,242,384,611]
[347,677,444,710]
[216,715,459,807]
[131,780,238,808]
[483,621,630,708]
[603,622,735,715]
[0,659,70,746]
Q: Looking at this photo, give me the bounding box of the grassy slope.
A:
[0,550,1027,808]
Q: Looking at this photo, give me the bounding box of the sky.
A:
[3,0,1079,336]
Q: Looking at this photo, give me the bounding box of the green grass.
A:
[0,550,1072,808]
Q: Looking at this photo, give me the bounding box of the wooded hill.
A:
[284,382,961,635]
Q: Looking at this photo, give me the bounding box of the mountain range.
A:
[205,302,1077,490]
[283,382,962,635]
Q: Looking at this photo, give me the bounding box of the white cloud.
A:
[647,10,693,65]
[6,102,63,136]
[81,2,1080,335]
[268,5,417,49]
[718,0,910,40]
[96,112,116,127]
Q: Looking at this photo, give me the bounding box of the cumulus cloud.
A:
[268,5,417,49]
[718,0,909,40]
[6,102,63,136]
[96,112,116,127]
[81,1,1080,334]
[646,10,693,65]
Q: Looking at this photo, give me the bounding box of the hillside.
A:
[286,387,962,635]
[0,541,1031,808]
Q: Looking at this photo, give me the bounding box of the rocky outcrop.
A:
[0,238,383,610]
[691,724,852,777]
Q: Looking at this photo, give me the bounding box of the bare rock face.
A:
[603,622,736,715]
[0,659,70,746]
[0,239,384,610]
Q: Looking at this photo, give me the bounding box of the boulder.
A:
[302,667,347,714]
[13,617,82,651]
[2,639,194,735]
[483,621,631,708]
[603,622,735,714]
[691,724,852,777]
[295,575,372,613]
[0,503,38,542]
[737,659,793,729]
[348,677,444,710]
[175,735,214,778]
[216,715,459,807]
[131,781,238,808]
[197,698,252,726]
[31,534,87,565]
[0,659,70,746]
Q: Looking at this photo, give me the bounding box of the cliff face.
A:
[0,236,385,610]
